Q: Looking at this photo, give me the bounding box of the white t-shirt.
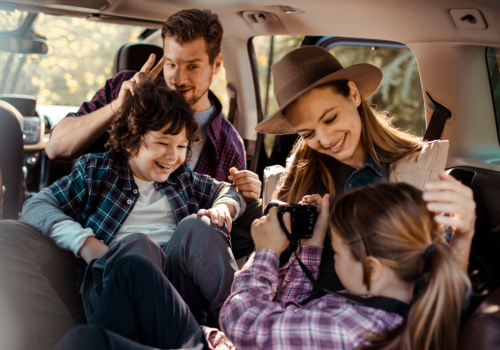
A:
[112,176,177,243]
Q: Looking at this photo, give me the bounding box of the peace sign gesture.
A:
[110,53,167,113]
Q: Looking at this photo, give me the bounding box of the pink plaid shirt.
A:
[215,246,404,350]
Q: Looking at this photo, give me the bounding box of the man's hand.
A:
[251,207,291,255]
[423,171,476,239]
[301,194,330,247]
[228,167,262,202]
[111,53,167,112]
[198,203,235,232]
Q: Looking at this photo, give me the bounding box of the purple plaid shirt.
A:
[66,71,246,181]
[217,247,404,350]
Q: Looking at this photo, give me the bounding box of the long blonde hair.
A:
[330,182,469,350]
[274,80,424,203]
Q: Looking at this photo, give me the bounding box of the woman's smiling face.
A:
[284,81,368,169]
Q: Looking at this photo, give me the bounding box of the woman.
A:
[256,46,475,290]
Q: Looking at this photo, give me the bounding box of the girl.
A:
[220,182,470,350]
[256,45,475,290]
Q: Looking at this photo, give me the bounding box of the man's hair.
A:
[161,9,223,64]
[106,81,199,159]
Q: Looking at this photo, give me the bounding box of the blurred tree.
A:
[1,11,144,106]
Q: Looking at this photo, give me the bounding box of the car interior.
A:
[1,0,500,344]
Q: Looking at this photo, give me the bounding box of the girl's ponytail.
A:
[367,245,468,350]
[331,183,469,350]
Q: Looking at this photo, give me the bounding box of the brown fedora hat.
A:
[255,46,383,135]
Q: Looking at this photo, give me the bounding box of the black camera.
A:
[263,201,318,239]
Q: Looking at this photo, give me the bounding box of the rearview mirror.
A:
[0,35,49,55]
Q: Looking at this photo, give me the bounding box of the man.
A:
[46,9,260,200]
[45,9,260,256]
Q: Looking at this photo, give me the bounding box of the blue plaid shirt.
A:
[49,150,213,244]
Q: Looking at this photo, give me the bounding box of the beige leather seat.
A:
[458,287,500,349]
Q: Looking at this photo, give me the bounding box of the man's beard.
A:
[186,86,210,107]
[169,83,211,107]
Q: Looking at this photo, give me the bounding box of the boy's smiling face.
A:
[128,124,189,183]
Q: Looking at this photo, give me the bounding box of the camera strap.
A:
[276,215,410,318]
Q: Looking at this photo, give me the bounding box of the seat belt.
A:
[273,213,410,318]
[423,92,452,141]
[226,83,237,125]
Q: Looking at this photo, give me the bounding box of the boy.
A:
[19,81,244,347]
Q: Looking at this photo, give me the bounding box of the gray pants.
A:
[0,214,237,350]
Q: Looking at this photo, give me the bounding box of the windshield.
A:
[0,11,145,122]
[0,9,27,32]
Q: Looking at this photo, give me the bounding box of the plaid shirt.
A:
[48,150,213,244]
[218,247,404,350]
[66,71,246,181]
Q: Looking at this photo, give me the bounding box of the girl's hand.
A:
[251,207,291,255]
[198,204,234,232]
[300,193,324,211]
[423,171,476,239]
[301,194,330,247]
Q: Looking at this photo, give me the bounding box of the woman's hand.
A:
[198,204,235,232]
[423,171,476,239]
[301,194,330,247]
[251,207,291,255]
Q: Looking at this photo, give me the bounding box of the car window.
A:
[327,44,425,137]
[0,11,144,124]
[209,63,229,117]
[252,35,303,156]
[486,47,500,142]
[252,36,425,158]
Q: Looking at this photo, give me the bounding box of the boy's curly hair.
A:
[105,81,200,159]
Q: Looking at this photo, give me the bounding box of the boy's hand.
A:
[423,171,476,239]
[301,194,330,247]
[198,204,234,232]
[111,54,167,113]
[79,236,108,264]
[228,167,262,202]
[251,207,291,255]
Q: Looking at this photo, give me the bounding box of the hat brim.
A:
[255,63,383,135]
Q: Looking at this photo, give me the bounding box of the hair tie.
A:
[423,244,438,259]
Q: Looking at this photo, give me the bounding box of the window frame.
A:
[486,46,500,144]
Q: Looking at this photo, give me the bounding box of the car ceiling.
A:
[5,0,500,46]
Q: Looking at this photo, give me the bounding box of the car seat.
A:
[458,287,500,349]
[0,100,24,220]
[112,42,164,76]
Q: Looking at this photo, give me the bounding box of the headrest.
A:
[0,100,23,129]
[0,94,36,117]
[113,43,164,76]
